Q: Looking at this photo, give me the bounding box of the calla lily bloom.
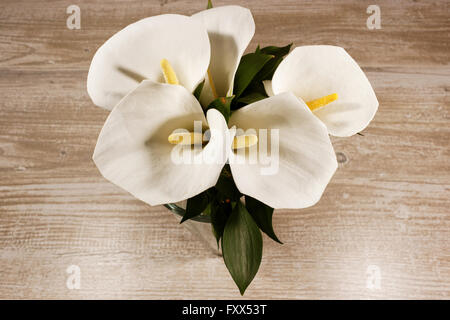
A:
[87,5,255,110]
[191,5,255,106]
[263,46,379,137]
[228,93,337,209]
[93,80,232,205]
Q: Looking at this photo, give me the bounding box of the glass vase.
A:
[164,201,221,256]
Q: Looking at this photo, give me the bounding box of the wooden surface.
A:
[0,0,449,299]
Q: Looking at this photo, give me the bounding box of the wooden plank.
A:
[0,0,449,299]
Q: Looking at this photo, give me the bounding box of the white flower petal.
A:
[87,15,211,110]
[262,80,274,97]
[203,108,233,169]
[272,46,378,137]
[228,93,337,209]
[93,80,227,206]
[192,5,255,105]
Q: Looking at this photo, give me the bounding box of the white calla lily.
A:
[192,5,255,106]
[268,46,379,137]
[87,6,255,111]
[228,93,338,209]
[87,14,211,110]
[93,80,231,205]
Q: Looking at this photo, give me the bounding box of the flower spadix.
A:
[92,80,231,205]
[264,46,379,137]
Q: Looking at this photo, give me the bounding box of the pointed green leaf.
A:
[233,52,273,99]
[237,91,267,105]
[207,0,213,9]
[233,45,293,107]
[245,196,282,244]
[205,96,233,122]
[193,80,205,101]
[181,190,210,223]
[253,43,293,82]
[210,200,232,245]
[259,43,293,56]
[222,201,262,295]
[232,81,268,109]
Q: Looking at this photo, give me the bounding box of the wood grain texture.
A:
[0,0,449,299]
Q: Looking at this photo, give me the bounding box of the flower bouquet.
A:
[88,1,378,294]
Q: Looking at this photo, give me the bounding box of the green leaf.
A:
[222,201,263,295]
[202,202,212,216]
[232,81,268,109]
[237,91,267,105]
[253,43,293,82]
[205,96,233,122]
[215,165,241,200]
[193,80,205,101]
[233,52,273,99]
[231,44,293,110]
[207,0,213,9]
[210,200,232,245]
[181,190,210,223]
[245,196,282,244]
[259,43,292,56]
